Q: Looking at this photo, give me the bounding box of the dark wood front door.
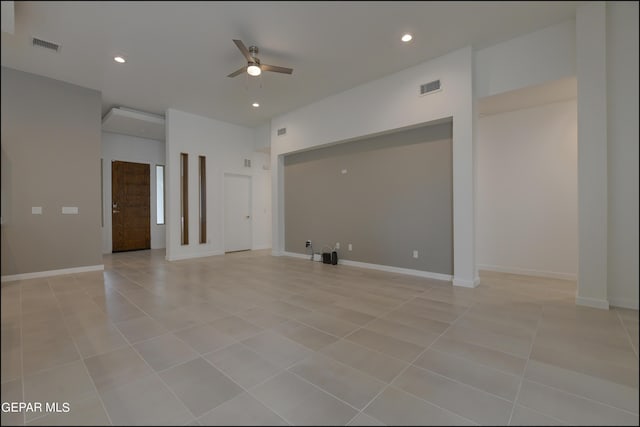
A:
[112,161,150,252]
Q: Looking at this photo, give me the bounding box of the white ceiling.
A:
[1,1,581,128]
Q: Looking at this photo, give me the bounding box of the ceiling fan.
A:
[227,39,293,78]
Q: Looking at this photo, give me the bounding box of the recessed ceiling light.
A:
[401,34,413,43]
[252,102,260,108]
[114,56,126,63]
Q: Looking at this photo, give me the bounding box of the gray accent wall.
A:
[1,67,103,276]
[285,122,453,275]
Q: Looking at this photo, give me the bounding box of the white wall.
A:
[475,20,576,98]
[101,131,166,253]
[606,1,639,309]
[165,109,271,261]
[254,122,271,153]
[271,47,478,287]
[576,2,609,309]
[250,150,272,250]
[477,99,578,280]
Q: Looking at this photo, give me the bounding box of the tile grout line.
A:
[123,345,202,425]
[48,275,115,426]
[345,296,479,426]
[111,262,316,427]
[521,377,640,416]
[192,337,295,425]
[76,270,202,419]
[408,362,515,404]
[614,308,639,359]
[195,301,419,427]
[16,252,631,426]
[506,306,541,425]
[514,311,640,417]
[338,285,440,343]
[101,284,213,424]
[508,401,568,425]
[425,344,525,379]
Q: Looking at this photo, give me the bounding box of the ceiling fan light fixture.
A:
[401,33,413,42]
[252,102,260,108]
[228,40,292,78]
[247,63,261,76]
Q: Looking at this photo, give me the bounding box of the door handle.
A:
[113,210,120,214]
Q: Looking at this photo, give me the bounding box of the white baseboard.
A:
[575,295,610,310]
[1,264,104,282]
[166,250,224,261]
[252,245,272,251]
[608,297,639,310]
[283,251,314,261]
[477,264,577,281]
[283,252,452,281]
[453,276,481,288]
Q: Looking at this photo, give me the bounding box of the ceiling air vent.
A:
[420,79,441,96]
[277,127,287,136]
[32,37,60,52]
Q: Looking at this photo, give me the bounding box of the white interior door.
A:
[224,174,252,252]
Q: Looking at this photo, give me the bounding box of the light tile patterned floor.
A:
[1,249,638,426]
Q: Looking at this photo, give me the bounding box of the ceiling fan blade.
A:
[227,66,246,78]
[233,39,254,62]
[262,64,293,74]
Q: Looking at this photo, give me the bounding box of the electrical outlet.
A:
[348,243,353,251]
[413,250,419,259]
[335,242,340,250]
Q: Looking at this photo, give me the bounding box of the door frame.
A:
[223,172,253,253]
[111,160,151,252]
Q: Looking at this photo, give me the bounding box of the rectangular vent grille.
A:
[420,79,441,96]
[244,159,251,168]
[32,37,60,52]
[277,127,287,136]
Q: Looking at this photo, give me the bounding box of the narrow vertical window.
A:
[199,156,207,244]
[156,165,165,225]
[100,158,104,227]
[180,153,189,245]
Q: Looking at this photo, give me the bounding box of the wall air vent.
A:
[277,127,287,136]
[420,79,441,96]
[244,159,252,168]
[32,37,60,52]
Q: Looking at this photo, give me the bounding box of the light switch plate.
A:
[32,207,42,215]
[62,206,78,214]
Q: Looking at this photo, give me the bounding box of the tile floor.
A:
[1,249,638,426]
